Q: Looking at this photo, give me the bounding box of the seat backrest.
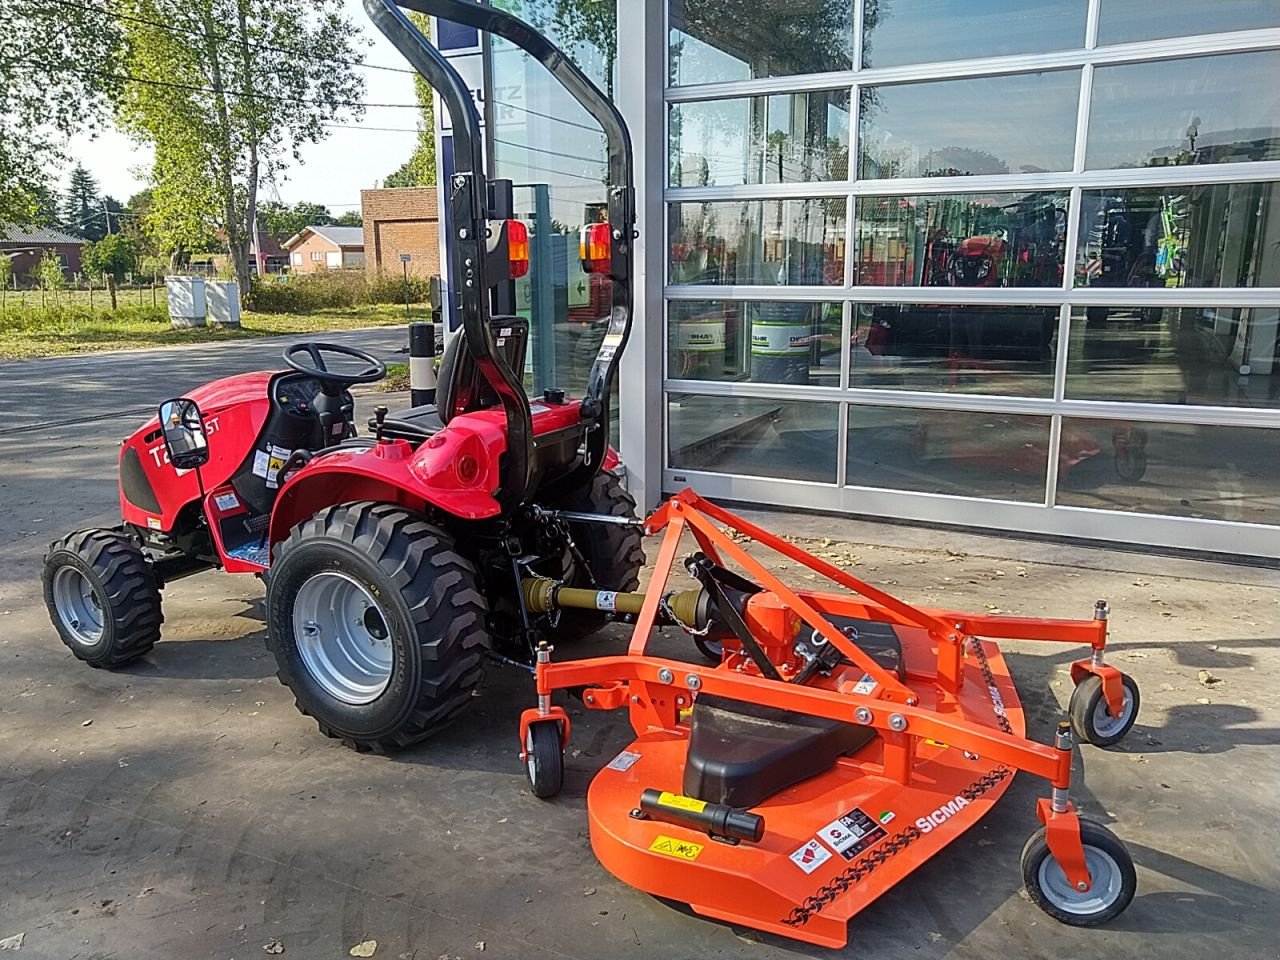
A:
[437,316,529,424]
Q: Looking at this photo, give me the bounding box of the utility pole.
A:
[102,199,113,235]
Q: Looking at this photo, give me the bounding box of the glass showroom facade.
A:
[439,1,1280,558]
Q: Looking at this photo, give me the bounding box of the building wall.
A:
[0,242,83,281]
[287,233,342,274]
[361,188,440,278]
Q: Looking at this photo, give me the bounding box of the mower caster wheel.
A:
[1021,819,1136,925]
[43,529,163,668]
[1069,673,1139,747]
[525,721,564,799]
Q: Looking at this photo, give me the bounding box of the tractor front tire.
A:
[43,529,163,668]
[266,501,491,752]
[549,470,645,641]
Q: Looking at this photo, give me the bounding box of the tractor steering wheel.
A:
[283,342,387,393]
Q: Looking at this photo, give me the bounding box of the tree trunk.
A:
[236,0,259,308]
[106,274,117,311]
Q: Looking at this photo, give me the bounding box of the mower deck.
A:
[520,490,1140,947]
[590,634,1024,947]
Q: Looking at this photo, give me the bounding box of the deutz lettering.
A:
[915,795,970,833]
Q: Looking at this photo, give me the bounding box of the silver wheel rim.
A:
[1038,845,1124,916]
[525,729,538,784]
[52,566,105,646]
[1092,686,1134,739]
[293,571,393,705]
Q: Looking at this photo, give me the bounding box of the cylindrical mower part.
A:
[639,788,765,843]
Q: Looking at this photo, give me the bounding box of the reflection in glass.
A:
[854,191,1068,287]
[846,405,1050,502]
[668,395,839,482]
[860,71,1079,180]
[1056,419,1280,525]
[1087,52,1280,170]
[862,0,1086,68]
[669,200,848,286]
[852,304,1058,396]
[670,91,851,187]
[669,0,853,86]
[1066,306,1280,408]
[668,301,842,386]
[1075,182,1279,289]
[1098,0,1280,45]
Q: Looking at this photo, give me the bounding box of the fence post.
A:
[89,280,95,309]
[107,274,117,311]
[152,274,157,309]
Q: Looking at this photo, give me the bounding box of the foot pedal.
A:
[242,513,270,534]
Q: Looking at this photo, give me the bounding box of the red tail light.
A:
[507,219,529,279]
[580,222,612,275]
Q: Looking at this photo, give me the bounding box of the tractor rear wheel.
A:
[266,501,491,752]
[43,529,163,668]
[546,469,644,641]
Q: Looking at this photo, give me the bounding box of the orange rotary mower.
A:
[517,489,1139,948]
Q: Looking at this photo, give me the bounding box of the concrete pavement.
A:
[0,335,1276,959]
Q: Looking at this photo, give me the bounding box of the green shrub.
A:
[248,271,435,313]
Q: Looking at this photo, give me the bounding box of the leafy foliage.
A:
[115,0,367,301]
[0,0,124,223]
[35,251,66,293]
[248,270,435,313]
[383,12,436,188]
[258,200,336,239]
[83,233,139,282]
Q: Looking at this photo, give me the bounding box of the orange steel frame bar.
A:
[522,490,1103,890]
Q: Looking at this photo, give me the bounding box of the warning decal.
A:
[648,835,703,861]
[656,792,706,813]
[789,839,833,875]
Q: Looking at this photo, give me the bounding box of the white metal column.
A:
[616,0,667,511]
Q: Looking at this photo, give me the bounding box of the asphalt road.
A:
[0,334,1277,959]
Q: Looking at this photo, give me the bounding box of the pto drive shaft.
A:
[521,577,706,628]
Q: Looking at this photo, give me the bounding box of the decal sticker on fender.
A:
[916,794,971,834]
[789,839,832,874]
[648,835,703,861]
[605,750,641,772]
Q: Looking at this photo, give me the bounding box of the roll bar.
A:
[362,0,636,507]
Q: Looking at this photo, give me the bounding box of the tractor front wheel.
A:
[266,501,491,752]
[43,529,163,668]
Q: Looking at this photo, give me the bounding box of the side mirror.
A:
[158,398,211,470]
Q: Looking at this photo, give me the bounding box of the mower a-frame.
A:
[41,0,1142,948]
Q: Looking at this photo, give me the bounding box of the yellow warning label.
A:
[657,791,707,813]
[924,738,950,749]
[648,834,704,861]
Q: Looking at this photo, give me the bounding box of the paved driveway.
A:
[0,335,1276,959]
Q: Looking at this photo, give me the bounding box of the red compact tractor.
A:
[43,0,1143,947]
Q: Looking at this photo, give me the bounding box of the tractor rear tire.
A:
[42,529,163,668]
[266,501,491,752]
[549,469,645,641]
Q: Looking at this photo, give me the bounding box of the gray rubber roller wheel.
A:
[525,720,564,799]
[1021,819,1136,925]
[43,529,163,668]
[266,501,491,752]
[1069,673,1139,747]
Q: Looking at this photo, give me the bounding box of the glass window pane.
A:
[668,395,839,482]
[670,200,848,286]
[1087,52,1280,170]
[1065,306,1280,408]
[846,405,1049,502]
[669,0,853,86]
[669,91,851,187]
[1098,0,1280,45]
[862,0,1086,69]
[854,191,1069,287]
[1075,182,1280,289]
[1056,420,1280,525]
[669,301,842,386]
[860,71,1079,180]
[852,304,1058,396]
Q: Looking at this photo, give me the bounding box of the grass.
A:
[0,302,431,360]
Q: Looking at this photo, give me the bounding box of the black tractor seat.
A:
[372,404,445,443]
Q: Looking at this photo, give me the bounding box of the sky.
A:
[65,0,421,213]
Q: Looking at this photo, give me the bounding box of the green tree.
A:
[383,12,436,188]
[258,200,335,239]
[64,164,104,240]
[83,233,138,283]
[334,210,362,226]
[115,0,366,301]
[0,254,12,293]
[35,250,66,296]
[0,1,123,223]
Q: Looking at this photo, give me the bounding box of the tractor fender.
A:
[268,416,508,552]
